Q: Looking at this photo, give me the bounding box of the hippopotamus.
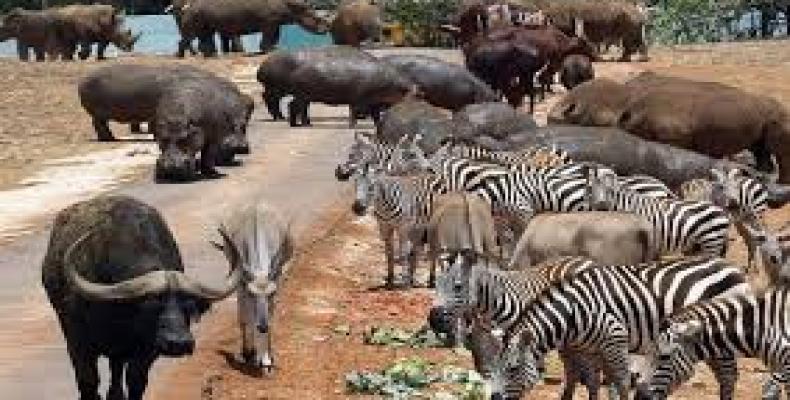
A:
[256,45,412,127]
[79,64,252,179]
[153,78,240,181]
[377,98,453,154]
[379,54,499,111]
[451,102,538,143]
[502,125,770,191]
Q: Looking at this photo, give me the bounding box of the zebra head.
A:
[487,329,541,400]
[585,167,619,211]
[430,251,476,342]
[336,131,376,181]
[742,221,790,284]
[709,167,756,213]
[634,320,702,400]
[351,162,378,216]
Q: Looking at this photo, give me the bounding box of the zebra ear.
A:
[670,320,703,343]
[709,167,727,183]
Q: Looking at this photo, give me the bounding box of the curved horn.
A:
[64,230,173,301]
[174,227,243,300]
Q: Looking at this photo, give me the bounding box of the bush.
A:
[383,0,459,47]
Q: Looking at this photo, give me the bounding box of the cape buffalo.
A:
[42,195,242,400]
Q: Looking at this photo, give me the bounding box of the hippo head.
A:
[113,29,141,52]
[154,118,204,182]
[63,229,244,357]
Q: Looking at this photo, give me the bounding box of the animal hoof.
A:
[201,169,225,180]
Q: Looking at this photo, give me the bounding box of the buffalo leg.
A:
[93,117,115,142]
[67,344,101,400]
[288,97,309,127]
[200,142,223,179]
[130,123,142,134]
[287,99,300,127]
[125,354,156,400]
[107,358,125,400]
[16,42,29,61]
[176,37,190,58]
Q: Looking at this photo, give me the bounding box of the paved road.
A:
[0,100,362,398]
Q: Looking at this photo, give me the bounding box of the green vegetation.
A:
[345,357,485,399]
[363,325,448,348]
[382,0,459,47]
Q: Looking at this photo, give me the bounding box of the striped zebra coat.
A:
[431,255,604,398]
[353,168,447,288]
[589,172,732,257]
[638,286,790,400]
[486,256,750,400]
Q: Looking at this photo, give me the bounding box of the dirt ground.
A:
[2,40,790,399]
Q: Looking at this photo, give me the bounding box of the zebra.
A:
[636,286,790,400]
[335,131,398,181]
[741,220,790,283]
[588,170,732,257]
[430,255,604,398]
[445,142,570,169]
[352,165,446,288]
[484,256,751,399]
[680,167,769,270]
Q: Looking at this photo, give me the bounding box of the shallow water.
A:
[0,14,332,58]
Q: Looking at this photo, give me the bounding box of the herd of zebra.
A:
[333,131,790,399]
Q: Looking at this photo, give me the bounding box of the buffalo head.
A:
[63,229,243,357]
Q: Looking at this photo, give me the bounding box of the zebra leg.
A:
[596,317,631,399]
[380,225,396,289]
[707,357,738,400]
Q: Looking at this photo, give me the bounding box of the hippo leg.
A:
[78,42,91,60]
[220,35,232,54]
[231,36,244,53]
[130,123,142,134]
[263,90,285,120]
[66,344,101,400]
[288,97,309,127]
[176,38,190,58]
[33,46,46,62]
[16,42,29,61]
[200,142,223,179]
[259,24,280,54]
[197,34,217,57]
[751,136,775,173]
[125,353,156,400]
[93,117,115,142]
[107,357,125,400]
[96,41,109,60]
[301,102,311,126]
